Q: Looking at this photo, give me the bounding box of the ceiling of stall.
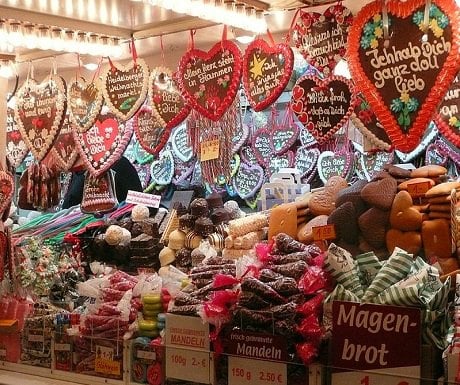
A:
[0,0,371,80]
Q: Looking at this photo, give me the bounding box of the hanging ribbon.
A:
[160,35,166,67]
[221,25,228,51]
[107,56,117,73]
[129,37,138,67]
[285,8,301,44]
[91,56,104,83]
[188,29,196,51]
[266,29,276,47]
[382,0,390,47]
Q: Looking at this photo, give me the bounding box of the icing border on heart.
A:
[149,66,190,129]
[242,38,294,112]
[51,115,79,172]
[101,58,149,121]
[395,121,438,162]
[0,171,14,217]
[347,0,460,152]
[133,105,171,155]
[177,39,242,121]
[6,107,29,168]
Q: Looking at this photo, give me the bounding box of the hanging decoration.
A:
[170,122,194,162]
[395,121,439,162]
[242,35,294,111]
[232,161,265,200]
[15,74,67,162]
[177,29,243,121]
[102,48,149,121]
[68,77,104,133]
[295,146,320,181]
[435,71,460,147]
[74,109,133,177]
[133,105,170,155]
[134,163,152,189]
[347,0,460,152]
[425,142,449,165]
[50,115,79,172]
[150,148,175,186]
[359,151,395,180]
[149,67,190,129]
[291,75,356,144]
[271,105,300,155]
[268,150,295,176]
[350,93,392,152]
[6,107,29,168]
[252,127,273,166]
[0,170,14,219]
[231,123,250,154]
[292,4,353,76]
[80,171,118,214]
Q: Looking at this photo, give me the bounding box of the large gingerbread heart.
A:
[75,109,133,176]
[133,105,170,155]
[396,122,438,162]
[51,115,79,171]
[435,71,460,147]
[291,75,355,144]
[6,107,29,168]
[177,39,242,121]
[149,67,190,129]
[0,171,14,217]
[150,148,175,185]
[232,161,264,199]
[67,77,104,133]
[348,0,460,152]
[242,38,293,111]
[102,58,149,121]
[252,127,273,166]
[15,76,67,162]
[292,4,353,76]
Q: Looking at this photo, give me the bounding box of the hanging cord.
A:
[160,35,166,67]
[382,0,390,48]
[284,8,301,44]
[90,57,104,83]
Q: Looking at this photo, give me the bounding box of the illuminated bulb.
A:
[8,22,24,46]
[51,28,64,51]
[24,24,37,49]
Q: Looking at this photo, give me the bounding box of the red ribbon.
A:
[107,56,116,73]
[160,35,165,66]
[188,29,196,51]
[129,37,138,67]
[266,29,276,47]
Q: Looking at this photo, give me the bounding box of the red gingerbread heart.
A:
[435,71,460,147]
[348,0,460,152]
[177,39,242,121]
[242,38,293,112]
[51,115,78,171]
[133,105,171,155]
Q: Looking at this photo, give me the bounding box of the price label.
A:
[200,139,220,161]
[228,356,287,385]
[28,334,44,342]
[165,347,210,384]
[95,346,121,376]
[54,343,71,351]
[332,371,417,385]
[137,349,156,360]
[407,181,431,197]
[312,224,336,241]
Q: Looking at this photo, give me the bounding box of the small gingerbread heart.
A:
[360,177,397,210]
[390,191,423,231]
[386,228,422,256]
[359,207,389,249]
[328,201,359,245]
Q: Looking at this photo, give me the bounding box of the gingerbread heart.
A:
[272,115,299,155]
[75,109,133,177]
[81,171,118,214]
[6,107,29,168]
[317,150,352,184]
[177,39,242,121]
[291,75,355,144]
[240,146,258,165]
[425,142,448,166]
[359,207,390,249]
[299,126,318,148]
[268,151,294,176]
[395,122,439,162]
[348,0,460,152]
[390,191,423,231]
[102,58,149,121]
[135,163,151,189]
[67,77,103,133]
[173,157,195,185]
[0,171,14,217]
[149,66,190,129]
[51,115,78,171]
[360,151,394,181]
[170,122,193,162]
[292,4,353,76]
[295,146,320,179]
[242,38,293,111]
[386,228,422,255]
[328,201,359,244]
[360,177,397,210]
[15,76,67,162]
[252,127,273,166]
[133,105,170,155]
[232,123,249,154]
[232,162,264,200]
[150,149,175,185]
[435,71,460,147]
[134,140,153,165]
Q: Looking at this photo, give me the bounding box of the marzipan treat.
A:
[228,213,268,237]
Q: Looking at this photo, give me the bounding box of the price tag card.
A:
[126,190,161,208]
[137,349,156,360]
[200,139,220,161]
[165,314,210,351]
[228,356,287,385]
[95,345,121,376]
[407,181,431,197]
[332,370,419,385]
[313,224,336,241]
[28,334,44,342]
[166,347,210,384]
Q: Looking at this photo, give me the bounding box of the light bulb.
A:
[8,22,24,47]
[37,27,52,50]
[51,28,64,51]
[24,24,37,49]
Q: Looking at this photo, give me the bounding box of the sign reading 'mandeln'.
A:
[331,301,421,385]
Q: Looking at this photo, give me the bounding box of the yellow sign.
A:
[200,139,220,161]
[407,181,431,197]
[313,224,336,241]
[95,357,121,376]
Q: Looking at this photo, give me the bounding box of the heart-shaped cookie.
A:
[425,142,448,166]
[134,140,154,165]
[177,39,242,121]
[133,105,170,155]
[242,38,293,111]
[149,66,190,129]
[15,76,67,162]
[6,107,29,168]
[150,149,175,185]
[0,171,14,217]
[291,75,355,144]
[170,122,193,162]
[292,4,353,76]
[173,157,195,185]
[272,116,299,155]
[390,191,423,231]
[75,109,133,176]
[299,126,318,148]
[232,162,264,199]
[232,123,249,154]
[295,146,320,179]
[348,0,460,152]
[102,58,149,121]
[268,150,294,176]
[67,77,103,133]
[435,71,460,147]
[51,115,78,171]
[360,151,394,181]
[252,127,273,166]
[328,201,359,244]
[360,177,397,210]
[240,146,258,165]
[336,179,369,216]
[317,150,352,184]
[395,122,439,162]
[359,207,390,249]
[386,228,422,255]
[350,93,392,151]
[134,163,151,189]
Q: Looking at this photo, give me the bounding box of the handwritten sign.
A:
[317,151,350,184]
[407,181,432,198]
[252,128,273,166]
[313,224,336,241]
[228,356,287,385]
[201,139,220,161]
[68,78,103,132]
[232,162,265,200]
[331,301,420,385]
[150,149,175,186]
[170,122,193,162]
[133,105,170,155]
[436,73,460,147]
[126,190,161,208]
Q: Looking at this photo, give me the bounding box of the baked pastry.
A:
[185,231,203,249]
[132,204,150,222]
[194,217,215,236]
[175,248,192,269]
[141,219,160,237]
[105,225,124,246]
[190,198,209,217]
[207,233,225,251]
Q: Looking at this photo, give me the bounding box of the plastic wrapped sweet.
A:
[238,292,270,310]
[269,260,308,280]
[258,269,283,282]
[241,277,286,305]
[273,233,308,254]
[268,277,300,296]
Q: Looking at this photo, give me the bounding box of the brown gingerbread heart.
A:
[390,191,422,232]
[328,202,359,245]
[359,207,389,249]
[360,177,397,210]
[386,228,421,256]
